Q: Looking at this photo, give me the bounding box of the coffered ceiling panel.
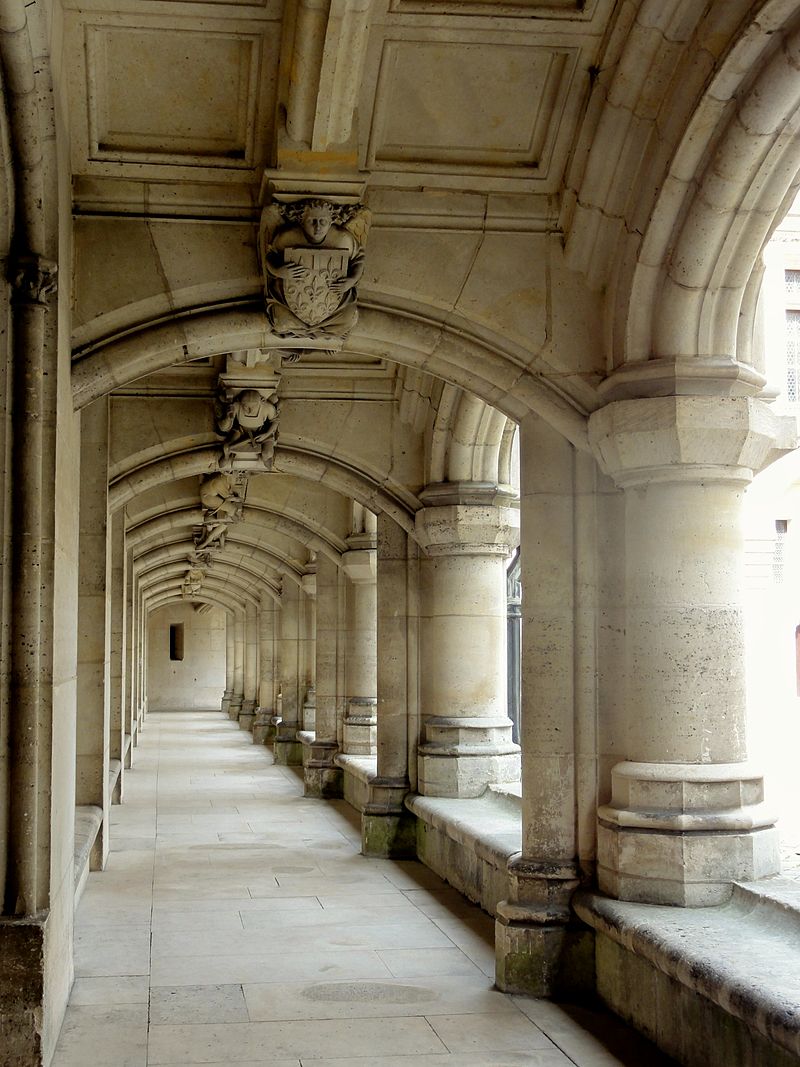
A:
[367,40,574,175]
[87,26,258,164]
[66,11,280,182]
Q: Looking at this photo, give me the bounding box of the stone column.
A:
[76,398,112,871]
[221,610,235,716]
[414,485,520,797]
[124,543,135,761]
[274,580,302,765]
[301,570,317,731]
[362,514,419,857]
[341,535,377,755]
[254,598,278,744]
[587,395,788,906]
[109,510,127,801]
[305,552,343,796]
[229,610,245,721]
[495,415,594,997]
[240,602,258,730]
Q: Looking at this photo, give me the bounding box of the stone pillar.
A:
[274,581,302,765]
[221,611,235,716]
[362,514,419,857]
[240,602,258,730]
[414,485,520,797]
[137,585,147,729]
[305,552,343,797]
[254,598,278,744]
[76,398,112,871]
[341,535,377,755]
[124,543,135,761]
[495,415,594,997]
[587,395,787,906]
[229,610,245,720]
[109,510,127,801]
[301,570,317,731]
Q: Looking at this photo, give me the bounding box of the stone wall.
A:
[147,603,226,711]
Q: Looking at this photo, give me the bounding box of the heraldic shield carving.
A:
[259,198,370,345]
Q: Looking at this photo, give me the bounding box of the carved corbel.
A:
[9,253,58,306]
[259,196,370,357]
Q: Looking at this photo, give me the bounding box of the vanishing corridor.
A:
[52,711,671,1067]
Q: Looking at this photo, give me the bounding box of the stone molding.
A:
[588,396,797,488]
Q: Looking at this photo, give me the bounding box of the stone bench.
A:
[574,877,800,1067]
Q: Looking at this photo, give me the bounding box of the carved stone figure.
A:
[260,199,370,343]
[196,472,245,550]
[214,387,279,471]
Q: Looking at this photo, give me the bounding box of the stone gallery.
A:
[2,0,800,1064]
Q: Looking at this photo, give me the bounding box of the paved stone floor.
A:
[52,710,676,1067]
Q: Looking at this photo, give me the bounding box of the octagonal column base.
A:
[418,716,520,798]
[598,762,780,906]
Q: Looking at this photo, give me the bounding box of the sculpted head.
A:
[301,201,334,244]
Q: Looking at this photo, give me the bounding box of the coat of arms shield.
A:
[283,247,349,327]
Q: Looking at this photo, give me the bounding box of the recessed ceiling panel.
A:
[86,25,261,165]
[367,40,574,175]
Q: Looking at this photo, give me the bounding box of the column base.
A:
[598,762,780,906]
[221,689,233,716]
[0,915,46,1067]
[342,698,377,756]
[495,915,594,998]
[495,857,593,998]
[252,708,275,745]
[239,700,256,732]
[361,776,414,857]
[418,716,520,798]
[304,740,343,798]
[302,686,316,732]
[228,696,243,722]
[274,729,303,767]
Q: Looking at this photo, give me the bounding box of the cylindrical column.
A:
[109,510,127,800]
[274,581,302,765]
[361,515,419,857]
[304,552,343,796]
[253,598,278,744]
[414,487,520,798]
[589,395,783,906]
[124,544,135,760]
[341,542,377,755]
[75,398,112,874]
[221,611,235,715]
[240,602,258,729]
[229,610,245,720]
[301,571,317,731]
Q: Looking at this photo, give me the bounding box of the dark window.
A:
[169,623,184,661]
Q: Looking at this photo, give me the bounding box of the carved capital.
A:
[9,253,58,306]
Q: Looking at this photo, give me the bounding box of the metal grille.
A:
[786,310,800,403]
[786,270,800,295]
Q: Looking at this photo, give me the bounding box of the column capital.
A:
[415,500,520,558]
[588,395,796,489]
[341,546,376,583]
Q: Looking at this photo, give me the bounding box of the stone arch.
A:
[126,507,345,564]
[72,303,590,449]
[109,444,419,534]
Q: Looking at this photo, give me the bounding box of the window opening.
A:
[169,623,184,662]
